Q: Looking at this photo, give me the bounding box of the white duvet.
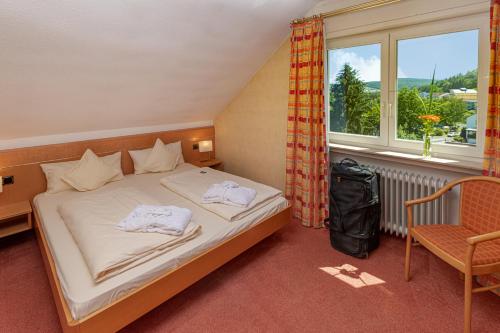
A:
[58,188,201,282]
[160,167,282,221]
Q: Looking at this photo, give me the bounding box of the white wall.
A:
[215,40,290,190]
[0,0,317,148]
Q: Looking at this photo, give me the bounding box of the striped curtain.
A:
[285,17,329,228]
[484,0,500,177]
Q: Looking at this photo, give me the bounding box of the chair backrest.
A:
[460,179,500,234]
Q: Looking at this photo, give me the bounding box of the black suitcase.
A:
[326,158,381,258]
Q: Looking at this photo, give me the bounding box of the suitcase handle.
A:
[339,158,359,167]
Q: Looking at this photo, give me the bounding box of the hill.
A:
[364,78,432,90]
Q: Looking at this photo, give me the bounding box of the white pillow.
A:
[142,138,178,173]
[169,141,185,164]
[129,149,152,175]
[129,140,184,175]
[100,152,124,182]
[41,152,124,194]
[61,149,120,192]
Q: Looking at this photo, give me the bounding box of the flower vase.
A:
[422,134,432,158]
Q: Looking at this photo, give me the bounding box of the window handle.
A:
[389,103,393,118]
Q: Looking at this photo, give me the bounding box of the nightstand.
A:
[0,201,32,238]
[192,159,224,171]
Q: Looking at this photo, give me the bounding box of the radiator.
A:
[368,166,448,237]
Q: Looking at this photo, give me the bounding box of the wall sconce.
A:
[198,140,213,161]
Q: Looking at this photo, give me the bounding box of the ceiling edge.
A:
[0,120,213,150]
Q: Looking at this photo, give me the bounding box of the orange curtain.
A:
[484,0,500,177]
[285,18,329,228]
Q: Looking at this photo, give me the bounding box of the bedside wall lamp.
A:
[198,140,213,161]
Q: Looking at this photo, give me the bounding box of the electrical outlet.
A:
[2,175,14,185]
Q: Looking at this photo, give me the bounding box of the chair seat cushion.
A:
[413,225,500,266]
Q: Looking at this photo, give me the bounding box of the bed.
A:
[33,163,290,332]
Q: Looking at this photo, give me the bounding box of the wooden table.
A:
[192,159,224,171]
[0,200,32,238]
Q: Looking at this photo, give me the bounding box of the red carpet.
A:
[0,222,499,332]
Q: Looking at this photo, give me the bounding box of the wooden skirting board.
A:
[0,126,215,206]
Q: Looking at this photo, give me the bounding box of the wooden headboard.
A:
[0,126,215,206]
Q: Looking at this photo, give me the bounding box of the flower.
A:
[418,114,441,123]
[419,114,440,137]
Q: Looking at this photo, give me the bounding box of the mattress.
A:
[34,163,288,320]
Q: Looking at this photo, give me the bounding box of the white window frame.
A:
[326,32,389,147]
[326,13,489,161]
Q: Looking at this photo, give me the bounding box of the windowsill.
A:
[329,143,483,175]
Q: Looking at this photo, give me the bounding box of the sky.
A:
[328,29,479,83]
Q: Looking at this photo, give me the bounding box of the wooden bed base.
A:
[35,205,291,333]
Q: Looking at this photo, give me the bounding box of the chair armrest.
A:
[405,187,448,231]
[405,179,459,207]
[466,230,500,245]
[405,192,445,207]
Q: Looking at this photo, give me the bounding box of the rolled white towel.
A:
[116,205,193,236]
[202,181,256,207]
[223,186,257,207]
[221,180,239,188]
[202,184,226,203]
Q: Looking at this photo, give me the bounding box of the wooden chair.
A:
[404,176,500,333]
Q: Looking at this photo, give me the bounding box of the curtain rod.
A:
[291,0,401,24]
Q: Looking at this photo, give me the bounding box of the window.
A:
[329,44,381,137]
[327,14,488,159]
[395,30,479,146]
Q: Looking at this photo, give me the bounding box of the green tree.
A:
[418,69,477,92]
[438,69,477,91]
[396,88,471,140]
[397,87,425,139]
[435,97,471,126]
[331,64,371,134]
[329,64,477,140]
[361,93,380,136]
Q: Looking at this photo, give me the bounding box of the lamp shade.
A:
[198,140,213,153]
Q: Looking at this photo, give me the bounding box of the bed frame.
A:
[34,203,290,333]
[0,126,291,332]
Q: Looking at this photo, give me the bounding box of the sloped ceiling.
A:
[0,0,319,142]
